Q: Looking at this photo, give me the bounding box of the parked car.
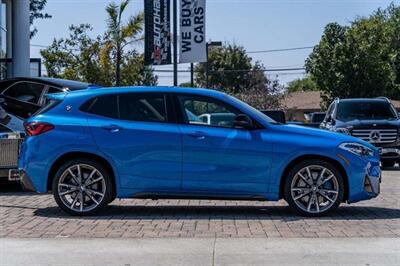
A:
[0,77,97,119]
[198,113,236,127]
[305,112,326,128]
[320,97,400,168]
[261,110,286,124]
[19,87,381,217]
[0,77,97,183]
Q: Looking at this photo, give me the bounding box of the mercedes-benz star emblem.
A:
[369,130,381,142]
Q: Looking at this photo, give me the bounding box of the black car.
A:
[0,77,97,183]
[261,110,286,124]
[0,77,96,119]
[320,97,400,167]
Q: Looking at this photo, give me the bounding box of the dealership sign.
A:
[144,0,172,65]
[179,0,206,63]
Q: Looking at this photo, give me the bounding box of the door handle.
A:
[101,125,123,133]
[187,131,207,140]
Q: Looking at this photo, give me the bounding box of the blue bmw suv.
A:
[19,87,381,216]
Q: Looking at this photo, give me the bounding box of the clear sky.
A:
[31,0,397,86]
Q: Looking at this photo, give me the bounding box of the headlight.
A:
[339,142,374,157]
[335,128,350,135]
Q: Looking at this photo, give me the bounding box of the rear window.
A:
[82,95,119,119]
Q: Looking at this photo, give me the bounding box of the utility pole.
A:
[173,0,178,86]
[190,63,194,87]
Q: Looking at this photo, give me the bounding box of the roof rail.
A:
[376,97,391,103]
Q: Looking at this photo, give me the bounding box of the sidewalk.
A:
[1,238,399,266]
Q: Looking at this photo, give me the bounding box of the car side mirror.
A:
[0,96,4,104]
[233,114,254,129]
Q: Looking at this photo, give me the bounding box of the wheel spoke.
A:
[70,194,79,209]
[59,188,78,196]
[85,176,103,187]
[318,174,333,187]
[298,172,312,186]
[318,189,338,203]
[86,192,100,205]
[79,192,84,212]
[76,165,82,185]
[314,195,320,212]
[306,194,313,212]
[83,169,97,186]
[292,188,312,200]
[86,189,104,198]
[67,169,79,185]
[59,183,78,190]
[316,168,326,185]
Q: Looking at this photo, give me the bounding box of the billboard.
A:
[179,0,206,63]
[144,0,172,65]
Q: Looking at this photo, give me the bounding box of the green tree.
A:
[195,44,253,94]
[105,0,144,86]
[195,44,284,109]
[306,4,400,107]
[30,0,52,39]
[41,23,156,87]
[286,76,318,93]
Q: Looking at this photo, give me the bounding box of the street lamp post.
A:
[205,41,222,88]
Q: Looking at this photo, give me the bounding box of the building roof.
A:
[283,91,322,110]
[284,91,400,110]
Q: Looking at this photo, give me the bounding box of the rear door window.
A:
[119,93,167,123]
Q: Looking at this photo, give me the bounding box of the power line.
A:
[247,46,314,54]
[153,67,305,73]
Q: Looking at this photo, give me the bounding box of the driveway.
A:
[0,170,399,239]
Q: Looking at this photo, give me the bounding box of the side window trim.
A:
[81,92,171,124]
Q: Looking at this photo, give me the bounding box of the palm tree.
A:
[106,0,144,86]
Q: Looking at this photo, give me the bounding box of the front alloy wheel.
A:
[285,160,344,217]
[53,159,112,216]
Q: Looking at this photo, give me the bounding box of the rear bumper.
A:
[19,169,36,192]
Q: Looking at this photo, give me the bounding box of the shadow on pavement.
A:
[0,183,23,193]
[32,204,400,221]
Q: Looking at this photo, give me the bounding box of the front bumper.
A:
[378,147,400,160]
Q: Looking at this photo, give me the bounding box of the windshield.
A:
[336,101,398,121]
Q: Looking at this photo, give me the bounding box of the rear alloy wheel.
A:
[52,159,112,216]
[285,160,344,217]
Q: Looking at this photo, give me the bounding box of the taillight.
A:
[24,122,54,136]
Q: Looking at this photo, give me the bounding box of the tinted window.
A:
[336,101,398,121]
[85,95,119,119]
[4,82,45,104]
[312,113,326,123]
[47,87,62,94]
[119,93,166,122]
[178,95,239,127]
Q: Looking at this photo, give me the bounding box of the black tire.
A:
[52,158,113,216]
[284,159,345,217]
[381,160,396,168]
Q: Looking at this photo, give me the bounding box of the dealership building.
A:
[0,0,31,80]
